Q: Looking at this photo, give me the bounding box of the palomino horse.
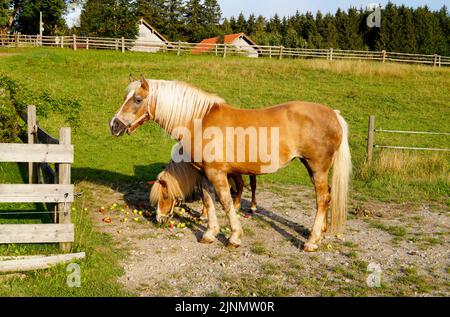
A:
[110,77,351,252]
[149,160,258,223]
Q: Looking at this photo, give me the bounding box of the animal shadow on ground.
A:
[73,165,310,248]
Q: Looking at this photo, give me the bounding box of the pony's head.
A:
[149,161,201,223]
[149,174,178,224]
[109,75,154,137]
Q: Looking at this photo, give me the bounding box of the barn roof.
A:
[192,33,258,54]
[138,18,169,43]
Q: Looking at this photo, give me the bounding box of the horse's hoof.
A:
[200,237,215,244]
[250,207,257,213]
[227,236,241,249]
[303,242,319,252]
[226,241,241,249]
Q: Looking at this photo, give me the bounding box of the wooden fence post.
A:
[433,54,438,67]
[14,33,18,47]
[330,48,333,61]
[121,37,125,53]
[177,41,181,56]
[438,55,441,67]
[72,34,77,51]
[279,46,284,60]
[382,50,386,63]
[27,106,38,185]
[367,115,375,164]
[86,38,89,50]
[61,36,64,48]
[215,44,218,56]
[223,44,227,58]
[58,127,72,252]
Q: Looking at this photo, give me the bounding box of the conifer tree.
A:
[202,0,221,37]
[79,0,138,38]
[184,0,205,41]
[137,0,166,31]
[162,0,185,41]
[12,0,67,35]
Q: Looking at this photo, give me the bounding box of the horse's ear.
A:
[140,75,149,91]
[129,74,136,83]
[158,179,167,188]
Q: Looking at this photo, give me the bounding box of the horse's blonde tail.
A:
[330,111,352,234]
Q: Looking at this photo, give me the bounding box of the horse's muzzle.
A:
[110,117,128,137]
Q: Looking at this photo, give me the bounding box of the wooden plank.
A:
[18,111,60,144]
[58,127,72,252]
[0,184,74,203]
[0,224,74,244]
[27,105,38,185]
[375,145,450,152]
[0,143,73,163]
[367,115,375,164]
[375,129,450,136]
[0,252,84,273]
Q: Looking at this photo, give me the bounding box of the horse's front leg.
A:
[205,169,243,248]
[199,177,219,244]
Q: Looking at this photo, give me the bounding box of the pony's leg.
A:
[199,178,219,244]
[205,169,243,248]
[231,174,244,211]
[301,159,331,252]
[250,176,257,212]
[200,205,208,220]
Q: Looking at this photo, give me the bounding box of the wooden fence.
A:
[366,115,450,164]
[0,105,74,252]
[1,33,449,67]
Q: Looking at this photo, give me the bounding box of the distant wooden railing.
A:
[366,115,450,164]
[0,105,74,252]
[0,33,449,67]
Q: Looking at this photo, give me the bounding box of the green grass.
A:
[0,47,449,296]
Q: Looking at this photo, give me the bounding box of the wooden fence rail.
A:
[0,105,74,251]
[1,33,449,67]
[366,115,450,164]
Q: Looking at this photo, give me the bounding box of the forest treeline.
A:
[1,0,449,55]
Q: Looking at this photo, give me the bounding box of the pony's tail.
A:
[330,111,352,234]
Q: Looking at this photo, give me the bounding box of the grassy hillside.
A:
[1,47,448,202]
[0,48,448,296]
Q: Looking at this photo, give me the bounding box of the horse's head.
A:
[110,75,153,137]
[149,172,181,224]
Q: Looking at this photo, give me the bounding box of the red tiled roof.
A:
[192,33,257,54]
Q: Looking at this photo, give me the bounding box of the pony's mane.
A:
[128,80,225,135]
[150,160,202,206]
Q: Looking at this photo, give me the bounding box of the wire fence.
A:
[1,33,449,67]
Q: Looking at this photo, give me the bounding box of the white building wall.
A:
[132,23,165,53]
[232,37,259,58]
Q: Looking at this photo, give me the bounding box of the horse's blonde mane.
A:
[150,160,202,205]
[128,80,225,135]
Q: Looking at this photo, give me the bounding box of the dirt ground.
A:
[80,181,449,297]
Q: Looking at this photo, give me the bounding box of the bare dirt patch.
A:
[77,181,449,297]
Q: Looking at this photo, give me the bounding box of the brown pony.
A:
[110,77,351,252]
[150,160,258,223]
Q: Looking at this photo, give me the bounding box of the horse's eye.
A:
[135,97,143,103]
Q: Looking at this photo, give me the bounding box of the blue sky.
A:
[65,1,449,28]
[219,0,448,18]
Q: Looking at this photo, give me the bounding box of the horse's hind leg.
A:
[250,176,257,212]
[301,159,331,252]
[231,174,244,211]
